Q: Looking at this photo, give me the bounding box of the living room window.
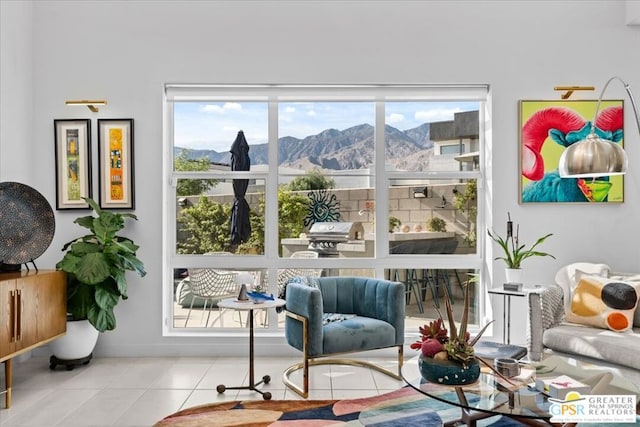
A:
[163,84,488,336]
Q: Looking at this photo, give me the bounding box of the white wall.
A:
[1,0,639,356]
[627,0,640,24]
[0,0,33,182]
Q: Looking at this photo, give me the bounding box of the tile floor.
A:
[0,354,418,427]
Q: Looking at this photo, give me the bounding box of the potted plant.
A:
[426,217,447,232]
[388,216,401,232]
[50,198,146,367]
[487,212,554,284]
[411,274,493,385]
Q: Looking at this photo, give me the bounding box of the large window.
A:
[163,85,488,336]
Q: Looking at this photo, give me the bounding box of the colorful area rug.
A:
[154,387,524,427]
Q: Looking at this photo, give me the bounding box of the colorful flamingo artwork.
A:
[520,101,624,203]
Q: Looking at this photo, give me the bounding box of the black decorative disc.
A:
[0,182,55,265]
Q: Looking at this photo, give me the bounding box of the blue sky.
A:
[174,101,479,151]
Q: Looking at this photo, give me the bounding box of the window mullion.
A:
[265,100,279,289]
[374,101,388,274]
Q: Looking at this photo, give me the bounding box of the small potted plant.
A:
[388,216,401,232]
[426,217,447,232]
[50,198,146,367]
[411,275,493,385]
[487,212,555,284]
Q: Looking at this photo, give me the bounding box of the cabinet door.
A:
[35,271,66,341]
[0,279,17,359]
[0,271,66,360]
[15,274,40,351]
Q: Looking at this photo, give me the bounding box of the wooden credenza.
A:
[0,270,66,409]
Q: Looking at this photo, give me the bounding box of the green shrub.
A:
[174,149,218,196]
[452,180,477,246]
[389,216,401,232]
[177,197,232,254]
[426,217,447,232]
[177,189,310,256]
[287,169,335,191]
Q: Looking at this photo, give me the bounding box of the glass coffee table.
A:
[402,355,639,427]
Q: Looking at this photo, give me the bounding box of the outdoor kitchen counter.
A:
[281,231,456,257]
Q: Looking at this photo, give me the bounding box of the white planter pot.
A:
[49,320,99,360]
[505,268,524,285]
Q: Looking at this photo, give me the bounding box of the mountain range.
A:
[175,122,435,171]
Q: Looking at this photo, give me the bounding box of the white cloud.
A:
[223,102,242,111]
[200,104,224,113]
[306,110,317,117]
[284,106,296,113]
[386,113,404,124]
[415,108,463,123]
[199,102,243,114]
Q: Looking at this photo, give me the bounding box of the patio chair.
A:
[277,250,323,296]
[283,276,405,398]
[272,251,321,296]
[183,268,239,327]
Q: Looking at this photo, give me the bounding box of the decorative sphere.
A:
[421,339,444,358]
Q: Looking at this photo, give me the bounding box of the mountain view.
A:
[175,122,437,171]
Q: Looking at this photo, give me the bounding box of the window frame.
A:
[163,84,489,337]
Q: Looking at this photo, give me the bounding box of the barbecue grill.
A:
[307,222,364,257]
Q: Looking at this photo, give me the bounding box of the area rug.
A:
[154,387,524,427]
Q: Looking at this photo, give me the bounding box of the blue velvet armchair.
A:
[283,276,405,398]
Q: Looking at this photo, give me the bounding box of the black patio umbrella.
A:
[230,130,251,245]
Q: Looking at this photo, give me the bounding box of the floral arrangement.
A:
[411,277,492,366]
[487,212,555,269]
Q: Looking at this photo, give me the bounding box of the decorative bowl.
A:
[419,355,480,385]
[0,182,55,266]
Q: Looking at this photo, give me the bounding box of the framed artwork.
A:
[54,119,92,210]
[97,119,135,209]
[519,99,624,203]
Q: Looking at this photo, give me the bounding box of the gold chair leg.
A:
[282,310,404,399]
[283,345,404,399]
[283,311,310,398]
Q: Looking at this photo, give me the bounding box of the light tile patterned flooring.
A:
[0,287,463,426]
[0,354,419,427]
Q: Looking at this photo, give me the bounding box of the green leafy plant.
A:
[238,188,310,256]
[487,212,555,269]
[177,189,309,256]
[56,198,146,332]
[388,216,401,232]
[174,149,218,196]
[426,217,447,232]
[287,168,335,191]
[177,196,232,254]
[452,180,477,246]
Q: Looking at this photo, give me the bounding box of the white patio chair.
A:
[277,250,323,295]
[184,268,239,327]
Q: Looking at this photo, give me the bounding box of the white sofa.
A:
[527,263,640,386]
